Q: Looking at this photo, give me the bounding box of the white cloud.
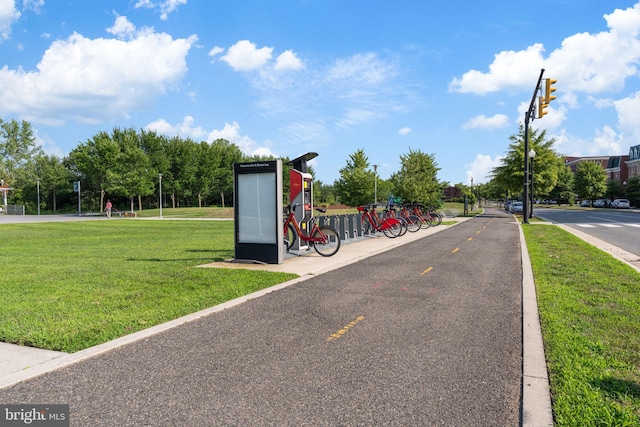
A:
[0,0,21,40]
[207,46,224,58]
[107,15,137,39]
[462,114,510,130]
[134,0,186,21]
[220,40,273,71]
[0,17,197,124]
[450,3,640,97]
[449,44,546,95]
[466,154,503,184]
[274,50,304,71]
[145,116,207,140]
[207,121,276,157]
[615,91,640,143]
[398,127,412,136]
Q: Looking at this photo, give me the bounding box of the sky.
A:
[1,1,640,186]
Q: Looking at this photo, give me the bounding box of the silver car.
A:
[612,198,631,209]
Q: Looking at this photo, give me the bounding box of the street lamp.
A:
[529,149,536,218]
[158,173,163,219]
[373,164,378,205]
[36,178,40,216]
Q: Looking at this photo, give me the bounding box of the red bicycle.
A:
[283,204,340,257]
[358,205,404,238]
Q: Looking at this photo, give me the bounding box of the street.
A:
[534,207,640,257]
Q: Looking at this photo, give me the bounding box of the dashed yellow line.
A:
[421,266,433,275]
[468,237,473,241]
[327,315,366,341]
[452,247,460,253]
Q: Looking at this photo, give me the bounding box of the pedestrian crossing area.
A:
[573,223,640,228]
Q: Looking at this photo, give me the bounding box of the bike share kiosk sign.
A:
[233,160,284,264]
[288,152,318,251]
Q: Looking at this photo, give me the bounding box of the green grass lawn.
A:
[524,225,640,426]
[0,220,296,352]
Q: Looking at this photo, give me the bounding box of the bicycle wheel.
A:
[421,215,433,229]
[396,218,409,236]
[284,223,297,251]
[361,216,373,235]
[382,219,403,238]
[312,226,340,257]
[430,211,443,226]
[405,215,422,232]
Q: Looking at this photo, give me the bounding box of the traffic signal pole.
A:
[523,68,546,224]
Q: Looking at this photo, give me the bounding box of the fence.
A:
[1,205,25,215]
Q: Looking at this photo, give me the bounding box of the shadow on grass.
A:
[126,249,233,263]
[592,377,640,400]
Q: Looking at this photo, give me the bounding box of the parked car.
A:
[611,198,631,209]
[580,200,591,207]
[509,201,524,214]
[593,199,610,208]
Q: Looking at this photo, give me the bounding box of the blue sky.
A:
[1,1,640,186]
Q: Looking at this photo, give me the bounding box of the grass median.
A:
[523,224,640,426]
[0,220,297,353]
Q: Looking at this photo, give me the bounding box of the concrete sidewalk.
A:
[0,210,553,426]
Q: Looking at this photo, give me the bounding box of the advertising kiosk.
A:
[233,160,284,264]
[287,152,318,251]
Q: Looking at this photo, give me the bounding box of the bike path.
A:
[0,209,547,426]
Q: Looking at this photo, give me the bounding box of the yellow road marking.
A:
[468,237,473,241]
[452,247,459,253]
[327,315,366,342]
[421,266,433,275]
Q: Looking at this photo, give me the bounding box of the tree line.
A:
[478,125,640,207]
[1,118,456,214]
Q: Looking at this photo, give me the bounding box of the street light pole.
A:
[529,149,536,218]
[36,178,40,216]
[373,164,378,205]
[523,69,546,224]
[158,173,163,219]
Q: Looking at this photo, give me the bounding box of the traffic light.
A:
[538,96,549,118]
[544,78,557,104]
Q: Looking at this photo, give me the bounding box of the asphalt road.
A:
[534,207,640,256]
[0,210,523,426]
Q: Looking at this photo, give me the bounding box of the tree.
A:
[492,125,563,197]
[334,149,375,207]
[548,165,574,204]
[210,139,242,207]
[67,131,120,212]
[625,176,640,208]
[605,179,626,201]
[35,154,73,211]
[573,161,606,201]
[390,148,441,206]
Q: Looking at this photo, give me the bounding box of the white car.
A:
[509,201,524,214]
[612,198,631,209]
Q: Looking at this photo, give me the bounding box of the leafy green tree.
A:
[334,149,375,207]
[492,125,563,197]
[605,179,626,200]
[35,154,73,211]
[573,161,607,201]
[165,137,198,208]
[0,119,41,184]
[111,128,154,211]
[390,148,441,206]
[67,131,120,212]
[548,165,574,204]
[210,139,242,207]
[625,176,640,207]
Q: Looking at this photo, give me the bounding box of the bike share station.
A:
[233,152,371,265]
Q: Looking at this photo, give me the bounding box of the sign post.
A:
[74,181,81,216]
